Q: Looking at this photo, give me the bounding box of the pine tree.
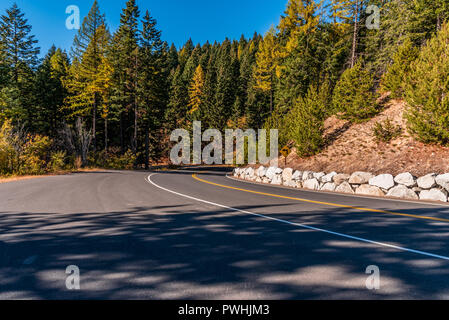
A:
[405,22,449,145]
[70,0,105,61]
[332,62,377,122]
[33,47,69,136]
[64,24,111,150]
[188,65,205,117]
[381,38,419,99]
[109,0,140,153]
[138,10,168,166]
[0,3,40,127]
[253,28,279,114]
[286,85,326,157]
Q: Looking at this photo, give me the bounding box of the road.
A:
[1,167,449,299]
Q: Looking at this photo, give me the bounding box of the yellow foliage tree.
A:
[188,65,205,116]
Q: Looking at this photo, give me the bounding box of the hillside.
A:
[281,99,449,177]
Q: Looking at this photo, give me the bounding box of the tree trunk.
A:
[145,125,150,170]
[351,1,360,68]
[92,94,97,152]
[104,117,108,152]
[120,112,124,154]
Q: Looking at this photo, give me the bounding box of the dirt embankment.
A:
[281,99,449,177]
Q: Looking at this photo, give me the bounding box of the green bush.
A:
[49,151,67,171]
[20,134,52,175]
[372,118,402,143]
[405,23,449,145]
[0,121,16,175]
[332,62,378,123]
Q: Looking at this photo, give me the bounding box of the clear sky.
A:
[0,0,288,57]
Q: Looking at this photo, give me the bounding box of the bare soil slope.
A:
[283,99,449,176]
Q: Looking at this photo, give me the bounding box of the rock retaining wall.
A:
[232,167,449,203]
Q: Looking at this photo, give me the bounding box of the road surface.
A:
[1,167,449,299]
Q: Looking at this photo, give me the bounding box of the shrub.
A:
[49,151,66,171]
[405,23,449,145]
[372,118,402,143]
[332,62,378,122]
[20,134,52,175]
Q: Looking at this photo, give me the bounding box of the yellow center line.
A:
[192,174,449,223]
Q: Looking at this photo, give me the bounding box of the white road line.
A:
[147,173,449,262]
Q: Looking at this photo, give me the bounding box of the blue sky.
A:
[0,0,288,57]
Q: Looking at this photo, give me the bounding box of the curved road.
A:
[1,167,449,299]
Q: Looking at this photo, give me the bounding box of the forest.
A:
[1,0,449,176]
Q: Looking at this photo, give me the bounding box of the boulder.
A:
[296,181,303,189]
[394,173,416,187]
[334,173,351,185]
[245,167,255,177]
[292,170,302,181]
[417,174,437,189]
[262,177,270,184]
[302,171,314,181]
[369,174,395,190]
[356,185,385,197]
[335,182,354,194]
[275,168,283,175]
[419,189,448,203]
[265,167,277,180]
[436,173,449,192]
[256,166,267,178]
[386,185,419,200]
[321,172,337,183]
[271,175,282,185]
[321,183,337,192]
[303,179,320,190]
[255,177,262,183]
[233,168,240,177]
[283,180,296,188]
[313,172,326,181]
[349,172,374,184]
[282,168,293,183]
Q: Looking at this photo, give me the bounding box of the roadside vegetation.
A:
[1,0,449,178]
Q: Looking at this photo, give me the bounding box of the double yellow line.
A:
[192,174,449,223]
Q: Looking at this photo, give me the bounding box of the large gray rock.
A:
[233,168,240,177]
[417,174,437,189]
[369,174,395,190]
[335,182,354,194]
[282,168,293,183]
[420,189,448,202]
[303,179,320,190]
[283,180,296,188]
[275,168,283,175]
[321,172,337,183]
[394,173,416,187]
[436,173,449,192]
[265,167,277,180]
[256,166,267,178]
[321,183,337,192]
[313,172,326,181]
[349,172,374,184]
[334,173,351,185]
[387,185,418,200]
[302,171,314,181]
[245,167,255,178]
[271,175,282,185]
[356,185,385,197]
[292,170,302,181]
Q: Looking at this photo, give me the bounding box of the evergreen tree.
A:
[286,85,326,157]
[381,38,419,99]
[405,22,449,144]
[332,62,377,122]
[0,3,40,127]
[70,0,106,61]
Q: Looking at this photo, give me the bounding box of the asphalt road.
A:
[1,167,449,299]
